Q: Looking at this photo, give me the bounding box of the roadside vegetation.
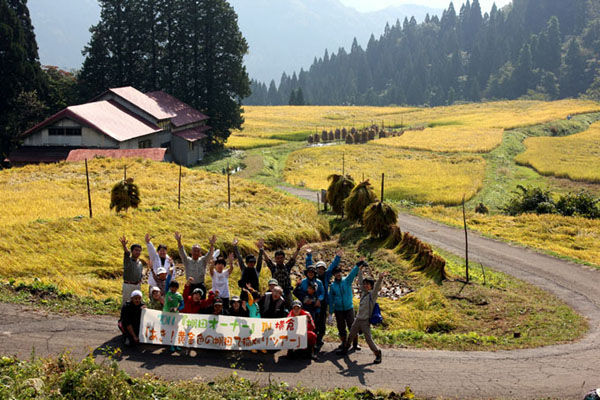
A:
[0,353,415,400]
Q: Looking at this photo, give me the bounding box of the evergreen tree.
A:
[0,0,45,158]
[561,38,588,97]
[512,43,535,96]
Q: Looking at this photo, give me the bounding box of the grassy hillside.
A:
[0,158,328,298]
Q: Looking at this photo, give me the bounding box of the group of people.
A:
[118,233,387,363]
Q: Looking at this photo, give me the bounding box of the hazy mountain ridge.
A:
[28,0,440,82]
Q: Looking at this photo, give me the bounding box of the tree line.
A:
[245,0,600,106]
[0,0,250,159]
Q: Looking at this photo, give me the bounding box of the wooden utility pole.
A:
[85,159,92,218]
[124,165,127,181]
[342,153,345,175]
[462,194,470,283]
[381,173,385,202]
[227,163,231,210]
[178,164,182,209]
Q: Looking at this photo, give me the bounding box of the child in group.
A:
[242,284,261,318]
[288,300,318,360]
[163,280,184,352]
[182,277,216,313]
[148,286,163,310]
[293,280,320,321]
[209,253,234,309]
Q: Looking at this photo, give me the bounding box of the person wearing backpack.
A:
[337,263,387,364]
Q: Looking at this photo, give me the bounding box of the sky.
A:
[339,0,512,13]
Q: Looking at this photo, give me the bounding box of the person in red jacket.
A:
[182,277,215,313]
[287,300,318,360]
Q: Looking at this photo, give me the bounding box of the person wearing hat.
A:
[119,236,143,306]
[306,248,343,348]
[148,286,164,310]
[118,290,145,346]
[294,263,325,318]
[209,297,229,316]
[337,261,387,364]
[260,238,307,309]
[145,233,175,294]
[583,389,600,400]
[233,238,263,296]
[182,277,216,313]
[267,278,278,293]
[287,300,318,360]
[209,253,234,309]
[175,232,216,300]
[229,295,249,317]
[328,257,362,350]
[152,264,172,295]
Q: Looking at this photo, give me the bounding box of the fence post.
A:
[85,159,92,218]
[178,164,182,209]
[321,189,328,212]
[381,172,385,202]
[227,163,231,210]
[124,165,127,181]
[462,194,470,283]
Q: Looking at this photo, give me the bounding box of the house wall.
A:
[119,131,172,150]
[22,119,119,148]
[170,135,204,166]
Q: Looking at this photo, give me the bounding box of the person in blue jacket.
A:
[306,248,342,349]
[328,257,365,350]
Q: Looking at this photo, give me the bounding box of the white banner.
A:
[138,309,308,350]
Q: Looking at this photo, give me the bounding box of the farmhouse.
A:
[8,87,210,166]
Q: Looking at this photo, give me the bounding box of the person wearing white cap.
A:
[287,300,318,360]
[148,286,164,310]
[118,290,145,346]
[145,233,175,294]
[583,389,600,400]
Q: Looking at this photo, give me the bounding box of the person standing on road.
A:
[328,257,362,350]
[119,236,143,306]
[175,232,215,299]
[118,290,145,346]
[261,239,306,309]
[337,261,387,364]
[306,248,342,349]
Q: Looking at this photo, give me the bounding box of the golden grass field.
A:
[372,126,505,153]
[414,206,600,266]
[0,158,328,298]
[516,121,600,183]
[225,135,287,150]
[234,99,600,147]
[284,144,486,205]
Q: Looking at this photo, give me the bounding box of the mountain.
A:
[27,0,440,82]
[228,0,441,82]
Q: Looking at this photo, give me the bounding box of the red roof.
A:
[20,100,163,142]
[146,91,209,127]
[172,126,210,142]
[107,87,175,120]
[67,148,167,162]
[6,146,76,164]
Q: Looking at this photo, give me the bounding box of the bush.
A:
[556,190,600,218]
[109,178,141,213]
[326,174,355,215]
[344,180,378,222]
[503,185,554,216]
[363,201,397,238]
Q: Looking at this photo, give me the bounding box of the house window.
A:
[138,139,152,149]
[49,127,82,136]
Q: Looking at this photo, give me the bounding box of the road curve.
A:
[0,188,598,399]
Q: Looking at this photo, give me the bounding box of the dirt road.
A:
[1,187,599,399]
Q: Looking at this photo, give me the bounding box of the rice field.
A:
[414,206,600,266]
[284,144,486,205]
[372,126,505,153]
[225,135,287,150]
[236,99,600,146]
[515,121,600,183]
[0,158,328,298]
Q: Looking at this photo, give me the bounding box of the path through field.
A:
[1,187,599,399]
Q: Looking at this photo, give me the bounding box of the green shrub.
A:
[503,185,555,216]
[344,180,378,222]
[556,190,600,218]
[363,201,397,238]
